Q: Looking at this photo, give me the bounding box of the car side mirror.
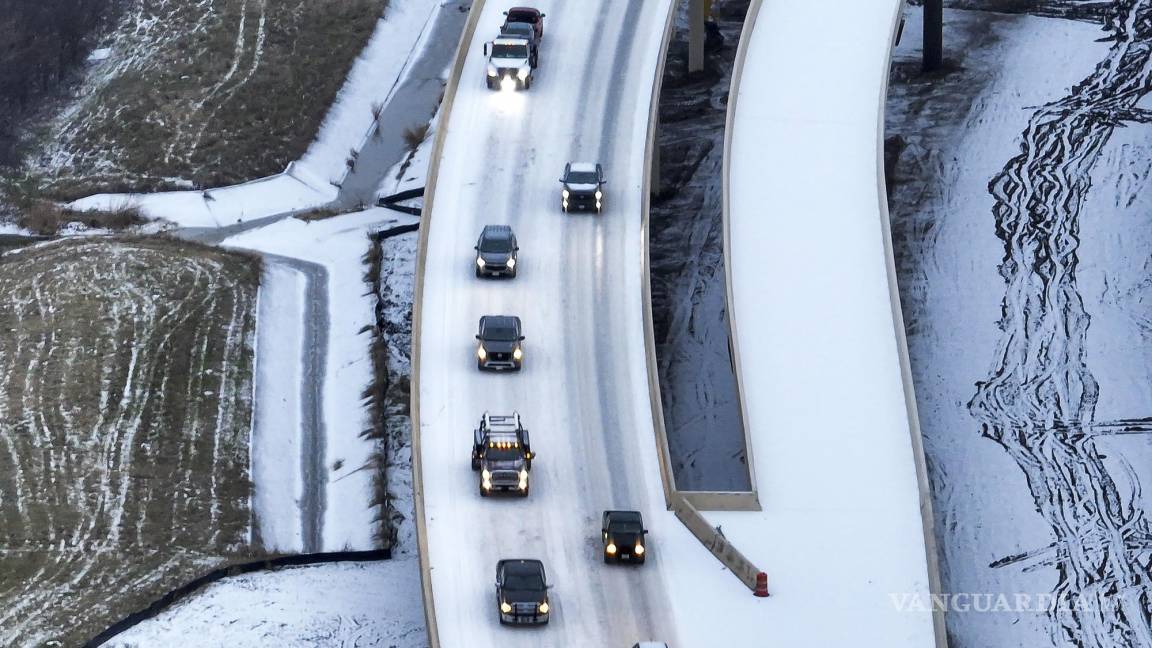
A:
[473,245,479,250]
[558,178,565,183]
[518,335,525,341]
[643,529,650,534]
[475,334,481,340]
[503,10,508,15]
[483,43,490,56]
[540,13,545,18]
[514,246,519,251]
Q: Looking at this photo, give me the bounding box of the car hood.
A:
[564,182,599,193]
[480,251,512,264]
[610,532,641,547]
[503,589,546,604]
[481,339,517,353]
[486,458,525,471]
[492,58,530,69]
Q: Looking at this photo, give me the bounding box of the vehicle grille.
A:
[513,602,537,615]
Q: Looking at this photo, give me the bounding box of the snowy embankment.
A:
[68,0,444,228]
[662,0,939,645]
[228,209,411,551]
[103,560,427,648]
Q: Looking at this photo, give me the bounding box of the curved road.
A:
[417,1,679,645]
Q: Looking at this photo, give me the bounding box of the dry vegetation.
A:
[0,237,266,646]
[23,0,387,199]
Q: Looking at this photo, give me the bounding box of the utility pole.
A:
[923,0,943,72]
[688,0,710,73]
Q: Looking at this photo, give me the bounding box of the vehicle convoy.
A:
[472,411,533,497]
[602,510,649,564]
[474,224,519,278]
[503,6,544,41]
[484,34,536,90]
[476,315,524,371]
[560,162,606,213]
[495,559,551,625]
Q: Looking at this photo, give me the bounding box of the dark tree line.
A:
[0,0,119,166]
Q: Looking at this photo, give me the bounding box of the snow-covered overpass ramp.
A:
[659,0,946,645]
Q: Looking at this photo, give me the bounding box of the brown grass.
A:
[15,200,145,235]
[402,123,430,151]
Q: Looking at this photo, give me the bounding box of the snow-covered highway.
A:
[415,0,681,645]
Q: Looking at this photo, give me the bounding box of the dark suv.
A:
[602,510,648,564]
[475,225,518,278]
[476,315,524,371]
[503,7,545,41]
[495,559,550,625]
[560,162,605,213]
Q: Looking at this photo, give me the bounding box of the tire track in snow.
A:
[969,2,1152,645]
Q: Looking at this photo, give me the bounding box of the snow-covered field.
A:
[0,238,261,647]
[887,4,1152,647]
[104,559,427,648]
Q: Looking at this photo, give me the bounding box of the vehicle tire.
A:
[477,360,486,371]
[475,267,484,278]
[479,483,489,497]
[486,78,494,90]
[520,485,530,498]
[498,612,508,626]
[524,77,531,90]
[471,457,480,471]
[603,553,611,564]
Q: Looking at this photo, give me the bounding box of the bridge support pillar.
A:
[688,0,710,73]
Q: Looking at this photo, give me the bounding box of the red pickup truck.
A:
[503,6,544,41]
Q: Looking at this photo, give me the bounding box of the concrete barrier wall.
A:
[407,1,487,646]
[872,5,949,646]
[671,498,762,592]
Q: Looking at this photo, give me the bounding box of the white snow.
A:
[87,47,113,62]
[67,0,445,228]
[297,0,443,188]
[228,209,413,551]
[251,261,307,552]
[689,0,937,646]
[104,559,427,648]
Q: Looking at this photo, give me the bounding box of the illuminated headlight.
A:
[512,346,523,361]
[517,66,529,80]
[500,602,512,614]
[634,543,645,555]
[477,346,487,360]
[562,188,570,199]
[506,257,516,269]
[595,189,603,200]
[476,257,486,268]
[487,64,497,77]
[482,469,491,481]
[518,469,529,489]
[606,543,617,555]
[538,601,549,614]
[500,77,516,92]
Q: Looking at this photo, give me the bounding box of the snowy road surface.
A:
[416,1,684,645]
[688,0,939,645]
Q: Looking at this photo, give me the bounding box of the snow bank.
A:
[251,261,308,552]
[105,559,427,647]
[659,0,938,645]
[229,209,413,550]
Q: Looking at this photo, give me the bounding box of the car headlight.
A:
[517,66,529,80]
[512,346,523,360]
[476,257,486,268]
[518,469,529,489]
[477,346,487,360]
[595,189,603,199]
[487,65,497,77]
[562,188,569,199]
[500,602,512,614]
[606,542,617,555]
[635,543,645,555]
[538,602,549,614]
[506,257,516,269]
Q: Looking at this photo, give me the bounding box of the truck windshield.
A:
[483,322,518,340]
[492,44,529,59]
[566,171,599,184]
[505,570,544,590]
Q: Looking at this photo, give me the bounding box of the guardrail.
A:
[639,0,766,595]
[874,3,949,646]
[408,0,487,646]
